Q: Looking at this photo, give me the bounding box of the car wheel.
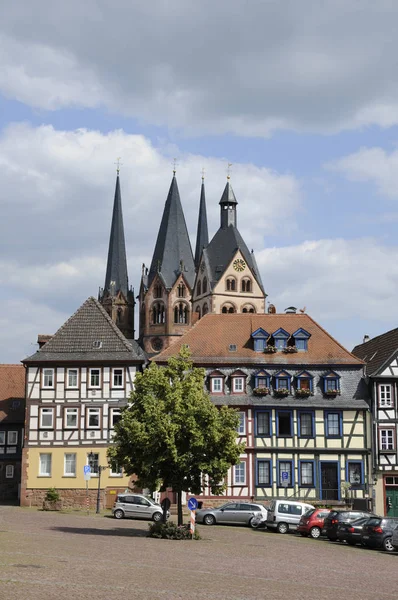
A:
[309,526,321,539]
[277,522,289,534]
[203,514,216,526]
[152,512,162,522]
[249,517,257,528]
[383,537,395,552]
[114,509,124,520]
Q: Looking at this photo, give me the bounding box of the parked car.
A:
[361,517,398,552]
[112,493,168,522]
[196,502,267,526]
[323,510,374,541]
[337,516,373,546]
[266,500,315,534]
[392,525,398,550]
[297,508,331,539]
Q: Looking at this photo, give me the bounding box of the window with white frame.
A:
[64,453,76,476]
[237,412,245,435]
[89,369,101,388]
[111,409,121,428]
[88,452,99,474]
[87,408,100,428]
[379,384,393,407]
[40,408,54,428]
[232,377,244,393]
[380,429,395,451]
[112,369,124,388]
[43,368,54,388]
[67,369,78,388]
[110,462,122,476]
[39,453,52,476]
[326,412,341,437]
[211,377,223,393]
[5,465,14,478]
[7,431,17,445]
[0,431,5,445]
[234,462,246,484]
[299,412,314,437]
[348,462,362,486]
[300,462,314,486]
[64,407,78,428]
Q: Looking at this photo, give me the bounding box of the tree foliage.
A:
[108,347,244,523]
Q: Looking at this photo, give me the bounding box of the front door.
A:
[386,487,398,517]
[320,462,339,500]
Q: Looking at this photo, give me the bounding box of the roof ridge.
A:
[352,326,398,351]
[304,313,364,364]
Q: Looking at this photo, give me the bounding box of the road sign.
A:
[187,497,198,511]
[281,471,289,488]
[84,465,91,481]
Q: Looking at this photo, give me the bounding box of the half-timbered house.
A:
[156,312,371,505]
[353,329,398,516]
[21,296,145,508]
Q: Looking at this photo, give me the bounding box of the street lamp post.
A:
[88,452,108,514]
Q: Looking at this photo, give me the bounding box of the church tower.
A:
[99,169,135,339]
[192,176,266,316]
[139,171,195,354]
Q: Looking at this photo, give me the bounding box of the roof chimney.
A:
[363,334,370,344]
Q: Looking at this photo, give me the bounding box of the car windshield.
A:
[304,509,315,518]
[367,517,381,527]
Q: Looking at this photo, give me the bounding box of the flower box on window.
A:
[324,389,340,396]
[264,346,277,354]
[274,388,289,397]
[295,388,312,398]
[253,387,270,396]
[283,346,298,354]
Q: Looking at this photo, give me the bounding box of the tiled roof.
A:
[23,297,145,363]
[155,313,364,366]
[352,327,398,376]
[0,365,25,423]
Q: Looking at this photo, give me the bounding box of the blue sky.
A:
[2,0,398,361]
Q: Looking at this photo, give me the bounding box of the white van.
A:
[266,500,315,534]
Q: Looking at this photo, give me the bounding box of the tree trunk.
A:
[177,490,183,526]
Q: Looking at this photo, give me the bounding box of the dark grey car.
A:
[196,502,267,526]
[112,494,168,522]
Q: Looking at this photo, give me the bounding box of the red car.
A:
[297,508,331,539]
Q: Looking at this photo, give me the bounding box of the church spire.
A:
[194,173,209,268]
[148,173,195,288]
[104,172,129,297]
[219,177,238,229]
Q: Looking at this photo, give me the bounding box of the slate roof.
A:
[210,394,368,410]
[104,174,129,297]
[148,175,195,289]
[23,297,145,363]
[352,327,398,376]
[0,365,25,423]
[155,313,364,366]
[194,179,209,268]
[219,180,237,205]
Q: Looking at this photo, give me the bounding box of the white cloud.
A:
[0,123,300,361]
[2,1,398,135]
[326,146,398,199]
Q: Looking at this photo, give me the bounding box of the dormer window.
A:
[209,371,224,394]
[274,371,291,391]
[231,370,247,393]
[272,328,290,350]
[296,371,313,395]
[254,370,270,389]
[323,371,340,395]
[292,328,311,351]
[226,277,236,291]
[251,328,269,352]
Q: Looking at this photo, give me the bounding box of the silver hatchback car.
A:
[196,502,268,526]
[112,493,168,522]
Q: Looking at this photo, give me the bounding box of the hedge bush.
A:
[148,521,201,540]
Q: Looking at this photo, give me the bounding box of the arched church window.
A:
[174,302,189,324]
[203,277,208,294]
[154,285,162,298]
[117,307,122,323]
[152,302,165,324]
[242,304,256,314]
[226,277,236,291]
[241,278,252,293]
[197,280,202,296]
[221,303,236,314]
[177,283,186,298]
[196,306,201,319]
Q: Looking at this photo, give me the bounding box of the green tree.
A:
[108,346,244,525]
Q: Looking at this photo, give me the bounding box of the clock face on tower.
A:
[233,258,246,272]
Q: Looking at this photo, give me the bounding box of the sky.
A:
[2,0,398,362]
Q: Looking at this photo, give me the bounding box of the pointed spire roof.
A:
[23,297,145,362]
[194,178,209,267]
[148,175,195,288]
[219,180,238,205]
[104,174,129,297]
